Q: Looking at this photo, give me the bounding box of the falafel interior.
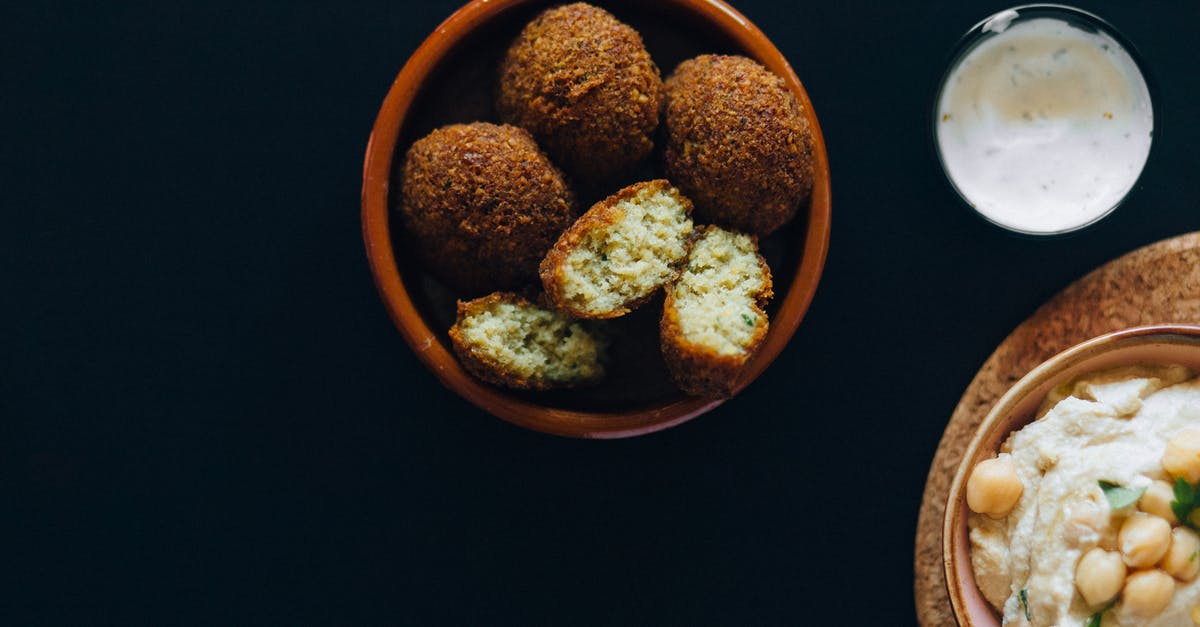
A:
[541,180,693,319]
[671,227,771,355]
[661,226,773,397]
[449,293,607,390]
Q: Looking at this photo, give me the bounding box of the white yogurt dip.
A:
[936,9,1153,234]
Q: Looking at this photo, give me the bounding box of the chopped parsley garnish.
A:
[1098,480,1145,510]
[600,253,608,262]
[740,313,755,327]
[1171,477,1200,531]
[1019,588,1031,621]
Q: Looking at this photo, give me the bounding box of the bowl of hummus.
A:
[945,324,1200,626]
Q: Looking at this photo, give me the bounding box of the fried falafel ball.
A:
[497,2,664,181]
[663,55,814,236]
[399,122,576,295]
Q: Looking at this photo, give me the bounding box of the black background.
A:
[8,1,1200,624]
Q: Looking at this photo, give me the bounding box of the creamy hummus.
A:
[970,366,1200,626]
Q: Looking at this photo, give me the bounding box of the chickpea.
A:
[1122,569,1175,618]
[966,457,1023,518]
[1163,428,1200,485]
[1075,548,1127,606]
[1120,513,1172,568]
[1140,480,1180,524]
[1161,527,1200,581]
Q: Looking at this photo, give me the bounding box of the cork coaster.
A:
[914,232,1200,626]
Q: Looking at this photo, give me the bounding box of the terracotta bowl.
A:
[943,324,1200,625]
[361,0,831,438]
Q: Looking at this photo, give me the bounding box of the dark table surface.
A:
[10,0,1200,624]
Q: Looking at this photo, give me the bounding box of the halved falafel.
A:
[540,180,694,319]
[497,2,664,181]
[399,122,576,295]
[449,292,607,390]
[660,225,773,398]
[663,54,814,236]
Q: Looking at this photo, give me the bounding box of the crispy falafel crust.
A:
[663,54,813,236]
[660,226,773,398]
[496,2,664,180]
[448,292,605,391]
[539,179,693,319]
[400,122,576,296]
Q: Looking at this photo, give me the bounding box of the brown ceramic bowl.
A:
[361,0,831,438]
[943,324,1200,625]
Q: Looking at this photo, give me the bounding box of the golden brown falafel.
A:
[540,180,693,319]
[400,122,576,295]
[663,54,814,236]
[449,292,607,390]
[660,225,773,398]
[497,2,664,181]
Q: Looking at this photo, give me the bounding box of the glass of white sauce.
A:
[934,5,1154,236]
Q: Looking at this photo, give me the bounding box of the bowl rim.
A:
[361,0,832,439]
[942,323,1200,625]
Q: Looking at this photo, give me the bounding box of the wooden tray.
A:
[914,232,1200,626]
